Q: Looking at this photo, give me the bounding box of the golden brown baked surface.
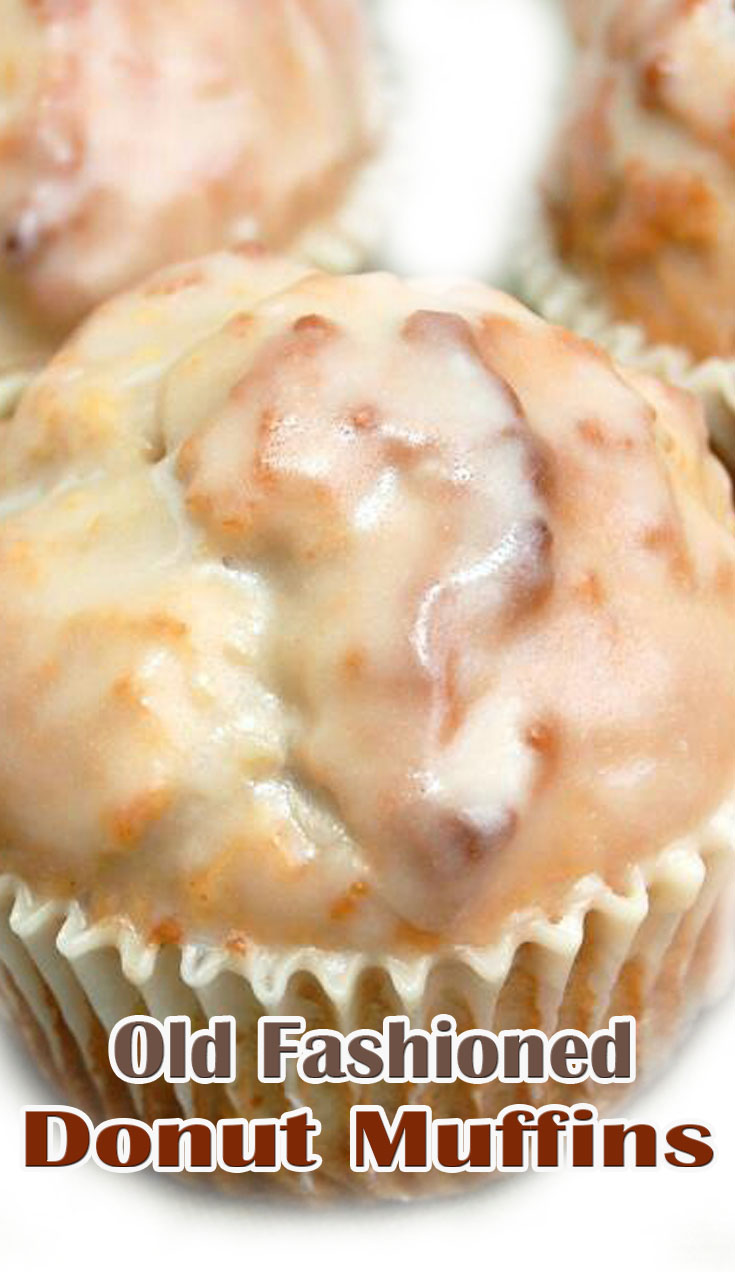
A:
[0,251,734,953]
[0,0,378,376]
[548,0,735,360]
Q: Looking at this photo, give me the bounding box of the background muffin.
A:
[563,0,601,44]
[0,0,380,410]
[0,252,734,1193]
[524,0,735,463]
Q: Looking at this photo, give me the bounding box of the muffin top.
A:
[548,0,735,360]
[564,0,600,44]
[0,250,734,953]
[0,0,378,377]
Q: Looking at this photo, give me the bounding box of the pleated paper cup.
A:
[519,215,735,474]
[1,798,734,1199]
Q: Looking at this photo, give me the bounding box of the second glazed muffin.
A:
[0,0,380,410]
[526,0,735,464]
[0,252,734,1194]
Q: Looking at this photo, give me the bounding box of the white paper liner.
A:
[518,213,735,469]
[0,799,733,1198]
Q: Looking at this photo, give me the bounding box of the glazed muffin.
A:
[0,251,734,1195]
[563,0,600,44]
[525,0,735,461]
[0,0,380,412]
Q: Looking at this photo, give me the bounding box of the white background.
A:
[2,3,733,1269]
